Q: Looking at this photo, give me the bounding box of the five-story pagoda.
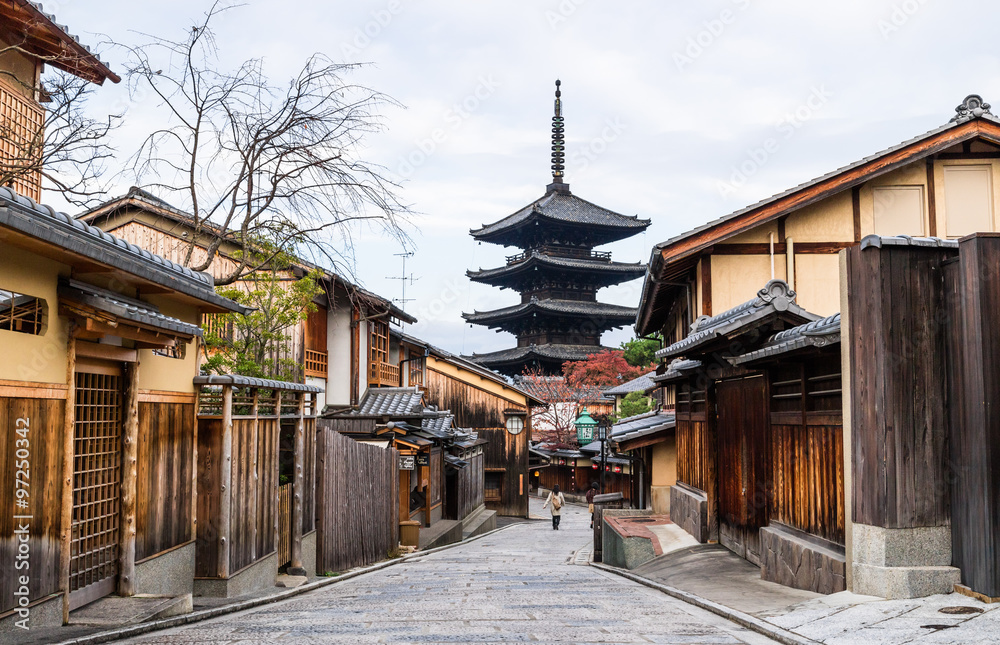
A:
[464,81,650,376]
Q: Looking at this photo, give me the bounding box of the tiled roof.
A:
[468,252,647,281]
[21,2,119,83]
[603,371,657,396]
[859,234,959,251]
[731,313,841,365]
[58,280,202,338]
[657,280,819,360]
[354,387,425,417]
[513,375,612,403]
[471,191,650,239]
[650,359,703,384]
[611,410,675,445]
[421,413,454,436]
[463,299,637,324]
[468,344,612,366]
[193,374,323,393]
[0,187,244,312]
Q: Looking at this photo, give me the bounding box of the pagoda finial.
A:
[548,80,571,194]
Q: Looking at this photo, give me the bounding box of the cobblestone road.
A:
[123,501,779,644]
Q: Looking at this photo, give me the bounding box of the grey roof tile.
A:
[467,344,612,366]
[468,252,647,281]
[730,313,841,365]
[464,299,637,324]
[471,191,650,239]
[354,387,425,417]
[58,279,202,338]
[193,374,323,392]
[603,371,657,396]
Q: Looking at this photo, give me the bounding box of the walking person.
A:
[542,485,565,530]
[586,482,599,528]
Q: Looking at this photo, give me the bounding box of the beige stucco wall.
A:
[0,245,70,384]
[728,221,781,244]
[858,162,930,238]
[792,254,841,316]
[136,296,201,393]
[650,437,676,487]
[932,158,1000,238]
[0,36,40,100]
[784,191,855,243]
[327,303,353,407]
[711,254,785,313]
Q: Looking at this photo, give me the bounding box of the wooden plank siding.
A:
[0,396,65,615]
[675,381,717,539]
[847,242,955,529]
[449,453,484,521]
[315,426,399,573]
[135,401,195,562]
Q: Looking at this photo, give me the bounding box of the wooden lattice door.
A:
[69,369,123,610]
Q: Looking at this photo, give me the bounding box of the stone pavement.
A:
[115,499,781,644]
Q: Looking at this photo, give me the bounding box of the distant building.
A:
[464,80,649,376]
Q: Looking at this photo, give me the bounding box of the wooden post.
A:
[118,360,140,596]
[288,391,306,576]
[191,381,200,544]
[60,333,77,625]
[249,388,259,562]
[218,385,233,578]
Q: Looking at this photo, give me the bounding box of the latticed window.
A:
[153,342,187,359]
[0,79,44,202]
[0,288,46,335]
[369,318,389,375]
[409,354,425,386]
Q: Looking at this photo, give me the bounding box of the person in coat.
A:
[542,485,565,530]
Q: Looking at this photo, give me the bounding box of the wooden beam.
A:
[659,120,1000,267]
[701,256,712,317]
[712,242,855,255]
[60,334,76,625]
[218,385,233,578]
[288,393,307,575]
[118,360,140,596]
[927,159,938,237]
[852,186,862,243]
[75,341,137,363]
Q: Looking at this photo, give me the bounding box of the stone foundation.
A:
[135,541,196,597]
[0,593,62,632]
[301,531,317,578]
[850,524,960,599]
[760,524,846,594]
[670,484,709,543]
[650,485,672,515]
[194,551,278,598]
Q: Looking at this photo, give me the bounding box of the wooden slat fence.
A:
[277,483,292,567]
[315,424,399,574]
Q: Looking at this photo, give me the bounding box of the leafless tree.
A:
[0,42,120,205]
[120,1,412,285]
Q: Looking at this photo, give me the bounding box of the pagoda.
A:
[464,80,650,376]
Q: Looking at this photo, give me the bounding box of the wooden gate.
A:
[716,376,769,566]
[69,369,123,610]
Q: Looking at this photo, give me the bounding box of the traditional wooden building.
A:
[464,81,649,375]
[0,188,246,628]
[78,187,415,409]
[609,409,676,515]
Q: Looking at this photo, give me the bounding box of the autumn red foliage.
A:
[562,350,654,388]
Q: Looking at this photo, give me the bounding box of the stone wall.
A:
[670,484,708,543]
[760,525,846,594]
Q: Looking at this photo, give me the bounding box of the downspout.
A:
[786,237,796,291]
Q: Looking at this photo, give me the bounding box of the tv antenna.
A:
[386,251,420,313]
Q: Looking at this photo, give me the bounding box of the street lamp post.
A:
[597,421,608,493]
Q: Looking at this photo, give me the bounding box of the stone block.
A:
[759,525,846,594]
[650,485,672,515]
[852,562,961,599]
[852,523,953,567]
[301,531,318,578]
[670,484,708,543]
[135,541,196,597]
[193,551,279,598]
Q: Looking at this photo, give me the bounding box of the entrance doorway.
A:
[69,366,123,610]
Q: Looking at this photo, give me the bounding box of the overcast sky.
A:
[45,0,1000,355]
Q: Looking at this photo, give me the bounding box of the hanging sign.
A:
[416,454,430,467]
[398,455,415,470]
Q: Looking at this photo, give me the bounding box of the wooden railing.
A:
[506,247,613,266]
[304,349,328,378]
[277,482,292,567]
[368,360,401,387]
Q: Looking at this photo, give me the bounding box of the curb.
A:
[590,562,821,645]
[54,523,520,645]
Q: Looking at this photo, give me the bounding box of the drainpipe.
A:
[786,237,796,290]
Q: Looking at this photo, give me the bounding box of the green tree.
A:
[618,390,653,419]
[620,335,661,367]
[202,251,323,380]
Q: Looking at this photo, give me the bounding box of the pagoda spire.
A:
[548,79,570,195]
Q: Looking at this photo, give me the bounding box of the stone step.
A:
[69,593,193,627]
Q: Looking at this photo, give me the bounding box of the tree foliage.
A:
[201,248,323,380]
[562,350,653,388]
[620,335,661,368]
[120,1,411,284]
[618,390,653,419]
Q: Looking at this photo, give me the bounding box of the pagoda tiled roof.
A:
[466,344,612,367]
[471,190,649,243]
[463,298,637,326]
[468,251,647,286]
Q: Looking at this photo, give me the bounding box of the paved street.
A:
[122,500,779,644]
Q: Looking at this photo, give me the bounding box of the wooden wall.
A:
[847,242,954,529]
[315,427,399,573]
[424,367,528,517]
[135,401,195,561]
[675,381,717,531]
[768,359,845,546]
[0,394,65,614]
[451,453,484,521]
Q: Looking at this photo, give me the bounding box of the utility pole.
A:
[386,251,419,314]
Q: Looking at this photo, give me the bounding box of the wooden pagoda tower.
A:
[464,81,650,376]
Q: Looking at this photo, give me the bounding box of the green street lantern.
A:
[575,406,598,445]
